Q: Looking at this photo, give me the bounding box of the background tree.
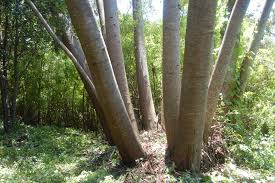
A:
[239,0,275,92]
[133,0,157,130]
[221,0,240,103]
[204,0,250,142]
[10,0,20,123]
[0,0,11,132]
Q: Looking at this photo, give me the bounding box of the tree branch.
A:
[25,0,95,93]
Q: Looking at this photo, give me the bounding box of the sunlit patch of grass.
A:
[208,159,275,183]
[0,165,16,181]
[0,123,118,183]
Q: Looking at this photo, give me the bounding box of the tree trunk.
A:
[222,37,240,103]
[162,0,181,152]
[173,0,217,172]
[65,0,145,163]
[204,0,250,142]
[61,27,90,77]
[61,29,114,145]
[0,78,10,132]
[96,0,106,40]
[11,0,20,123]
[239,0,275,92]
[104,0,139,132]
[0,0,11,133]
[132,0,157,130]
[221,0,239,103]
[26,0,114,145]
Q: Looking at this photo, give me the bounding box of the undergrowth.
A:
[0,124,121,183]
[211,62,275,182]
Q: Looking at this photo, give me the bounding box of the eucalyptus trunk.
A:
[104,0,138,132]
[173,0,217,172]
[239,0,275,92]
[221,0,239,103]
[132,0,157,130]
[162,0,181,152]
[61,29,114,145]
[222,38,240,103]
[65,0,145,162]
[61,28,90,76]
[204,0,250,142]
[96,0,106,40]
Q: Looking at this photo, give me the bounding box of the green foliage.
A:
[144,20,163,109]
[222,48,275,175]
[17,50,97,128]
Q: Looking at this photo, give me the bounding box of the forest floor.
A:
[0,122,274,183]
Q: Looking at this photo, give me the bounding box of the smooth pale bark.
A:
[222,37,240,102]
[96,0,106,40]
[62,28,90,76]
[162,0,181,152]
[26,0,114,145]
[65,0,145,162]
[204,0,250,143]
[133,0,157,130]
[221,0,238,102]
[239,0,274,92]
[104,0,138,132]
[173,0,217,172]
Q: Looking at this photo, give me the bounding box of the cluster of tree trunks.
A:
[164,0,274,171]
[11,0,273,172]
[65,0,145,163]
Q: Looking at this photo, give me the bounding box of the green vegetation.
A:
[0,0,274,182]
[0,124,118,183]
[224,57,275,172]
[208,55,275,182]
